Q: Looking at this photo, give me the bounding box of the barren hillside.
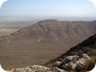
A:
[0,20,96,69]
[45,34,96,68]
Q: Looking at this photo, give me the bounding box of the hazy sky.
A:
[0,0,96,17]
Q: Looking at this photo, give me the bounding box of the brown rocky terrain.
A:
[45,34,96,71]
[6,33,96,72]
[0,19,96,69]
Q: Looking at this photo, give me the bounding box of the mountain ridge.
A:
[0,19,96,43]
[0,19,96,69]
[45,34,96,68]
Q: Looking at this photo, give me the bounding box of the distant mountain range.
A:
[0,20,96,43]
[0,19,96,69]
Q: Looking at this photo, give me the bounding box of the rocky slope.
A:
[0,20,96,69]
[7,34,96,72]
[45,34,96,71]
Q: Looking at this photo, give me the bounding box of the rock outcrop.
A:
[45,34,96,72]
[6,54,95,72]
[8,65,67,72]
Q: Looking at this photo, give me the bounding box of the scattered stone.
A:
[54,61,61,67]
[6,53,95,72]
[58,53,95,72]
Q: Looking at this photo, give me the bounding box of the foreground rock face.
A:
[58,54,95,72]
[7,53,95,72]
[45,34,96,72]
[9,65,51,72]
[8,65,67,72]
